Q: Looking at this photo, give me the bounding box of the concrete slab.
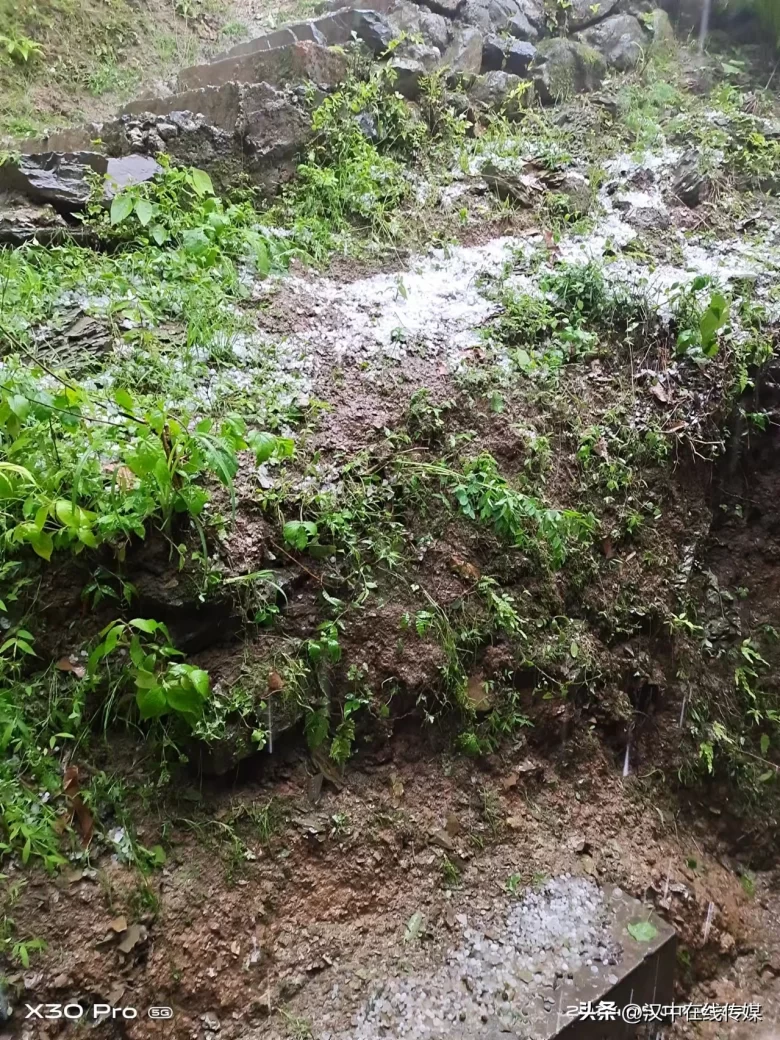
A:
[214,4,401,62]
[338,877,674,1040]
[214,20,327,61]
[120,83,243,131]
[177,40,349,92]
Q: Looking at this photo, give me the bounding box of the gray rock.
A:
[577,12,647,70]
[0,151,159,209]
[242,83,312,186]
[122,82,242,130]
[351,9,397,53]
[482,33,508,71]
[395,40,442,69]
[18,124,102,155]
[470,71,532,118]
[177,40,349,92]
[389,57,427,99]
[156,121,178,141]
[482,34,536,73]
[215,7,398,59]
[460,0,524,31]
[415,8,452,50]
[354,111,379,140]
[0,193,68,245]
[442,24,484,77]
[566,0,619,30]
[390,0,452,49]
[645,7,675,50]
[508,10,541,40]
[105,154,161,191]
[214,24,317,61]
[548,169,592,217]
[505,38,536,74]
[415,0,463,15]
[532,37,606,102]
[672,152,710,206]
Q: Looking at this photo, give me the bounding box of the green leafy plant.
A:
[88,618,210,724]
[0,361,291,561]
[0,34,43,64]
[673,277,730,358]
[449,453,596,568]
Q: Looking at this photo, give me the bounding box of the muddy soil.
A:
[5,29,780,1040]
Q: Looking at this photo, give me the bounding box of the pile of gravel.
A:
[321,876,623,1040]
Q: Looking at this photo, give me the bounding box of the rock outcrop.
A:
[576,12,648,71]
[0,152,159,209]
[1,0,683,214]
[532,37,607,101]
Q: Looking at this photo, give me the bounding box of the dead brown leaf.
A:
[56,657,86,679]
[448,557,481,582]
[267,671,284,694]
[62,765,94,846]
[429,828,456,852]
[117,923,146,955]
[444,812,463,837]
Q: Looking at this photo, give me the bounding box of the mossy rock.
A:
[532,37,606,103]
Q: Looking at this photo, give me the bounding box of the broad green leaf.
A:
[404,911,424,943]
[54,499,77,528]
[188,668,210,698]
[77,527,98,548]
[166,684,203,715]
[34,503,48,531]
[149,224,168,246]
[129,618,159,634]
[147,844,166,866]
[129,637,145,669]
[134,198,154,226]
[136,685,167,719]
[304,709,329,749]
[8,394,30,420]
[627,920,658,943]
[247,430,277,464]
[174,485,209,516]
[110,193,134,226]
[134,668,159,690]
[182,227,211,256]
[255,239,270,277]
[30,530,53,561]
[283,519,317,550]
[103,623,123,655]
[189,168,214,197]
[114,388,134,412]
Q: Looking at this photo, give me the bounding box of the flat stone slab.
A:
[177,39,349,92]
[214,0,400,60]
[0,152,160,208]
[320,876,674,1039]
